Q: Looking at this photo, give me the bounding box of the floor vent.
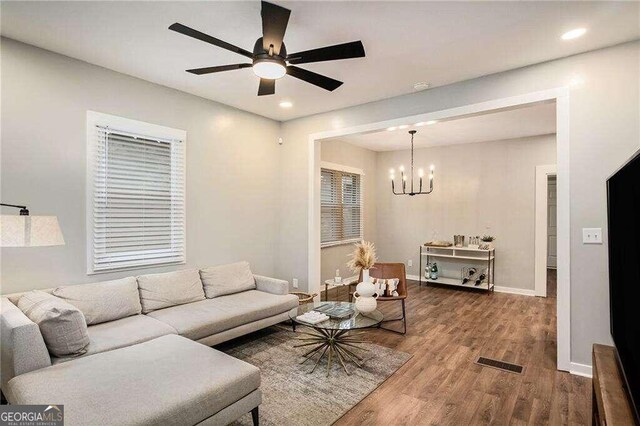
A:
[476,357,524,374]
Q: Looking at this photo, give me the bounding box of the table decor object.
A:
[347,241,378,312]
[296,311,329,325]
[425,240,453,247]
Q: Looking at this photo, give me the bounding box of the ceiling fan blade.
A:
[261,1,291,55]
[287,41,365,65]
[286,66,343,91]
[186,63,252,75]
[169,23,253,59]
[258,79,276,96]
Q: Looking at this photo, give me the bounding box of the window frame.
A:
[320,161,364,248]
[86,111,187,274]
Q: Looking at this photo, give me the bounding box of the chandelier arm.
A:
[391,179,402,195]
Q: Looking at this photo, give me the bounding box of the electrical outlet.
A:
[582,228,603,244]
[408,259,413,267]
[292,278,299,288]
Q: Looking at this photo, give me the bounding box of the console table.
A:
[419,245,495,294]
[592,344,636,425]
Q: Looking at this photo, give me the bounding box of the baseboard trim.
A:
[493,286,536,297]
[409,275,536,297]
[569,362,593,378]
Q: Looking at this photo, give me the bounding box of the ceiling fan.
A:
[169,1,366,96]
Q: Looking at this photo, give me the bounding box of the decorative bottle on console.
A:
[425,263,431,279]
[430,263,439,280]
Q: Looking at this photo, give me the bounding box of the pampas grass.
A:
[347,241,377,272]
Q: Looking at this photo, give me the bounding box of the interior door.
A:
[547,177,557,268]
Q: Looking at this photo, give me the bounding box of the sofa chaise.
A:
[0,261,299,425]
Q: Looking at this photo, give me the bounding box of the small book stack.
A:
[296,311,329,325]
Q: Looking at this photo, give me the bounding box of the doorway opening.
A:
[535,165,558,298]
[307,88,571,371]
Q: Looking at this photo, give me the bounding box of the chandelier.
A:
[389,130,434,196]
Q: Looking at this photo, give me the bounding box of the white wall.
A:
[375,135,556,290]
[0,38,282,293]
[276,41,640,366]
[320,139,377,284]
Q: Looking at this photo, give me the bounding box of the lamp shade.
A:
[0,215,65,247]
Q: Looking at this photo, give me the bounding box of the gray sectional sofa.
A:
[0,261,299,425]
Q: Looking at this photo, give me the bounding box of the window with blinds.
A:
[321,167,363,247]
[88,119,186,273]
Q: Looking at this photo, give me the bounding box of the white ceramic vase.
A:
[354,293,379,313]
[354,269,378,313]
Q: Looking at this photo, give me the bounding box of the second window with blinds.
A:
[321,164,363,247]
[86,112,186,274]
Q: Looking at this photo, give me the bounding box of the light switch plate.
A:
[292,278,299,288]
[582,228,603,244]
[408,259,413,267]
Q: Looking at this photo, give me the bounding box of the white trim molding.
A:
[320,161,365,176]
[494,286,536,297]
[569,362,593,378]
[534,165,558,297]
[308,87,572,372]
[408,274,537,297]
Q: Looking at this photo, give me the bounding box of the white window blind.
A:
[321,167,363,247]
[88,123,186,273]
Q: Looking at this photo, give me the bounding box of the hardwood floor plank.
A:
[333,274,590,425]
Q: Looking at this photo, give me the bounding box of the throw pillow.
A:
[136,269,205,314]
[52,277,142,325]
[17,290,90,357]
[200,261,256,298]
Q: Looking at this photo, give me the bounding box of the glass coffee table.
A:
[288,301,383,376]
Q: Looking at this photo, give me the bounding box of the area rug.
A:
[219,326,411,426]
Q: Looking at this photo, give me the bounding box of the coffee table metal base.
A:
[294,327,368,376]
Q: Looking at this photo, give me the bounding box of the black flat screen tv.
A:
[607,148,640,423]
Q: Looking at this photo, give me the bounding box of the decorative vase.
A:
[354,292,379,313]
[354,268,378,313]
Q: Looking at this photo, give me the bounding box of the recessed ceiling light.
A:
[398,125,409,129]
[387,126,397,131]
[426,120,438,125]
[279,101,293,108]
[413,82,430,91]
[415,122,426,127]
[561,28,586,40]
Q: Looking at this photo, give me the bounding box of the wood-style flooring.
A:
[324,270,590,425]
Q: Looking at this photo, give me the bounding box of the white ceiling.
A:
[330,102,556,152]
[1,1,638,121]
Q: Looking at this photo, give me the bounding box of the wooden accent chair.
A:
[357,262,408,334]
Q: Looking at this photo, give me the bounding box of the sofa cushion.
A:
[148,290,299,340]
[137,269,205,314]
[200,261,256,298]
[17,291,89,357]
[51,277,142,325]
[51,315,177,364]
[5,334,260,426]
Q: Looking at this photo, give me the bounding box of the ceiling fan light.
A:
[253,60,287,80]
